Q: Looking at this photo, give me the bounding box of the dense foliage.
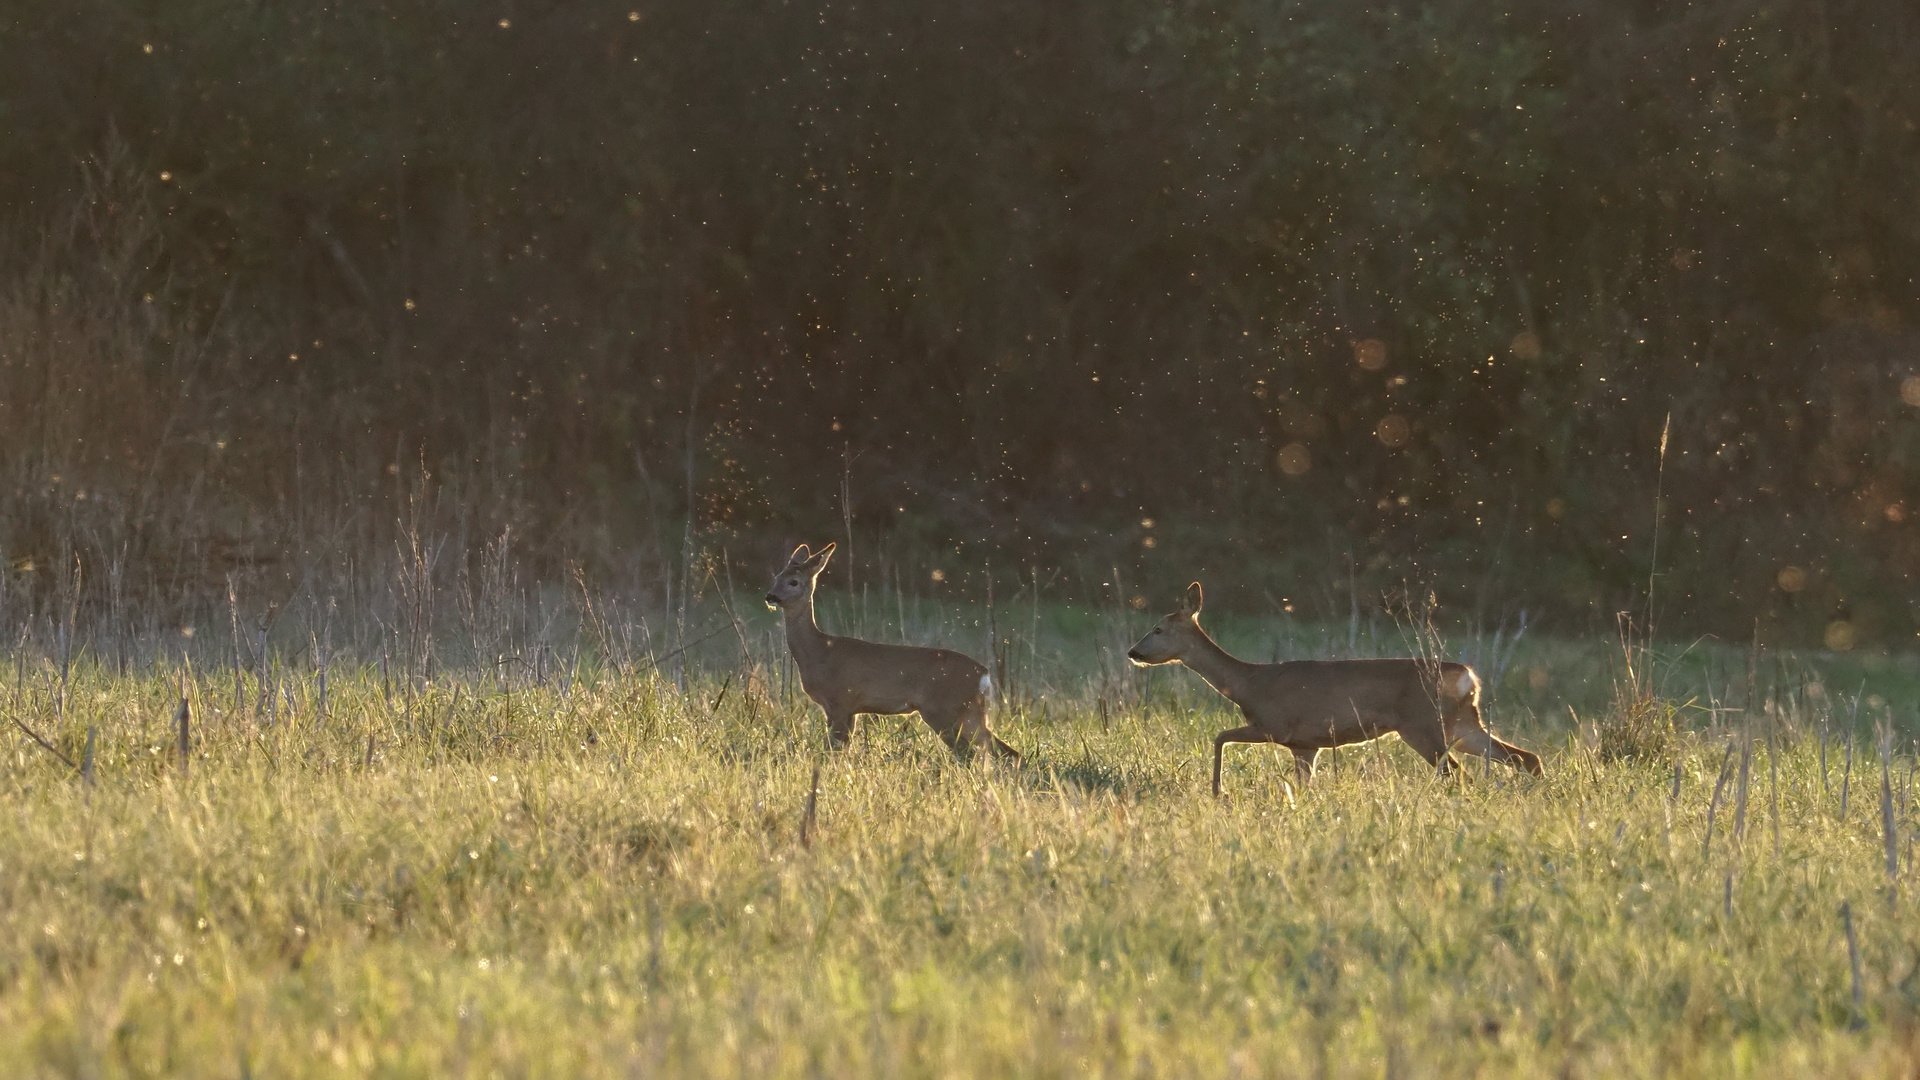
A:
[2,0,1918,641]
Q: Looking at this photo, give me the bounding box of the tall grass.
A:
[1,612,1917,1077]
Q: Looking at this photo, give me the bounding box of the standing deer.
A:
[765,543,1020,761]
[1127,582,1542,795]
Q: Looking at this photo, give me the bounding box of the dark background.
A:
[2,0,1917,645]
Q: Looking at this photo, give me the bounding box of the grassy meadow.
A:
[3,594,1920,1078]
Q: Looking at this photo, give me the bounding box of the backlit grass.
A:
[1,636,1917,1077]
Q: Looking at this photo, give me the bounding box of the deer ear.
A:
[1184,581,1205,614]
[805,541,836,573]
[785,543,811,568]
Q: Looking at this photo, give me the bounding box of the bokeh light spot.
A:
[1510,331,1541,360]
[1375,414,1410,448]
[1353,339,1388,371]
[1777,566,1806,593]
[1824,620,1855,651]
[1901,376,1920,407]
[1277,443,1311,476]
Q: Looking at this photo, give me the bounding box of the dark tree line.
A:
[1,0,1917,643]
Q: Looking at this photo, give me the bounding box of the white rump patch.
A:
[979,674,995,702]
[1452,670,1477,698]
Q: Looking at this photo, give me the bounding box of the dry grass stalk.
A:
[1821,724,1830,798]
[1768,735,1781,859]
[1879,719,1899,895]
[1665,755,1683,855]
[9,710,76,770]
[1841,900,1865,1029]
[1841,733,1854,819]
[174,673,192,774]
[1732,735,1753,848]
[799,763,822,849]
[1703,741,1735,859]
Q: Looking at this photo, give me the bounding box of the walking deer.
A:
[765,543,1020,761]
[1128,583,1542,795]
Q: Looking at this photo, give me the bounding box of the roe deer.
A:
[765,543,1020,761]
[1127,582,1542,795]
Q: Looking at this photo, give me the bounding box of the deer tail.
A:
[1440,665,1480,711]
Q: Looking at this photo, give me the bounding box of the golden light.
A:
[1510,331,1541,360]
[1277,443,1310,476]
[1776,566,1806,593]
[1902,376,1920,407]
[1353,339,1388,371]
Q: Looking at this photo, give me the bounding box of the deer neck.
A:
[1176,625,1257,704]
[781,596,831,671]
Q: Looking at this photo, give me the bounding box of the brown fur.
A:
[766,543,1020,761]
[1128,582,1543,795]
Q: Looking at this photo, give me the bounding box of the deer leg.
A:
[918,708,978,759]
[825,710,857,750]
[1286,746,1319,786]
[1443,701,1543,775]
[1494,737,1544,775]
[961,698,1022,762]
[937,702,1023,764]
[979,725,1023,763]
[1212,725,1272,797]
[1450,722,1544,775]
[1398,724,1458,777]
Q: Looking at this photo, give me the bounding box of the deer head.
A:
[1126,582,1206,666]
[765,542,835,611]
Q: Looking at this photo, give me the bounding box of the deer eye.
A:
[787,578,799,586]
